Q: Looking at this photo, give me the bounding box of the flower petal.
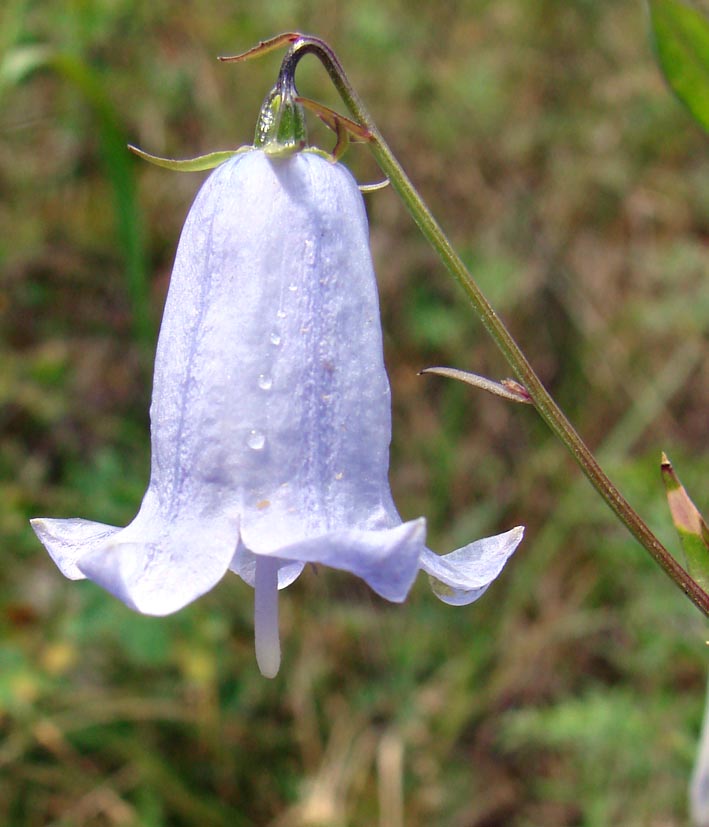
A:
[30,517,121,580]
[33,497,240,615]
[419,525,524,606]
[76,509,240,615]
[255,518,427,603]
[152,149,400,556]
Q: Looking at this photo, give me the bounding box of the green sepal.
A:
[648,0,709,132]
[661,453,709,592]
[127,144,250,171]
[254,85,307,157]
[295,96,371,161]
[218,33,301,66]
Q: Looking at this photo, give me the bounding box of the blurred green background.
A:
[2,1,709,825]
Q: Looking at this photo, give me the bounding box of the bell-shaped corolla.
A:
[31,149,523,677]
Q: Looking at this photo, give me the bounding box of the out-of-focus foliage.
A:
[1,1,709,825]
[649,0,709,133]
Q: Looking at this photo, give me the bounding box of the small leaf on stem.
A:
[420,367,534,404]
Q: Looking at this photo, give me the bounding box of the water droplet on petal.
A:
[288,283,298,292]
[258,374,273,390]
[247,430,266,451]
[270,332,281,346]
[276,309,287,319]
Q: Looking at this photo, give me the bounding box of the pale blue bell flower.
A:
[31,149,523,677]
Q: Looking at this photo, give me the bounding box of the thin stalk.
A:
[281,35,709,616]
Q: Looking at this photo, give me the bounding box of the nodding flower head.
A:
[31,148,523,677]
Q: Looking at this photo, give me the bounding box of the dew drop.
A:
[269,332,281,346]
[258,374,273,390]
[247,430,266,451]
[276,309,287,319]
[288,283,298,292]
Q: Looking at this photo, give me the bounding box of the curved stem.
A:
[283,34,709,616]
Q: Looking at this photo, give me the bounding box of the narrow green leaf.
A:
[648,0,709,131]
[661,453,709,591]
[128,145,244,172]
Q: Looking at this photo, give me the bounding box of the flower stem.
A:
[254,557,281,678]
[282,34,709,617]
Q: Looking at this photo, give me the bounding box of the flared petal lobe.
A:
[31,492,240,615]
[420,526,524,606]
[257,518,428,602]
[30,517,121,580]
